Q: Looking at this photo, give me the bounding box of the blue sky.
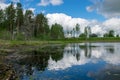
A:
[4,0,105,21]
[38,0,105,21]
[3,0,120,21]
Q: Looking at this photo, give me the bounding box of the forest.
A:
[0,2,64,40]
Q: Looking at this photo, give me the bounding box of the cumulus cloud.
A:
[103,18,120,34]
[0,0,20,10]
[46,13,120,36]
[91,25,105,35]
[0,2,9,10]
[38,0,63,6]
[46,13,89,33]
[87,0,120,18]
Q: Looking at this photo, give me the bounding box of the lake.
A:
[0,43,120,80]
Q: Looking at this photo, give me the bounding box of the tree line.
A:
[66,25,118,39]
[0,2,64,40]
[0,2,119,40]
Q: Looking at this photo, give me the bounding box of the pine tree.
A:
[16,3,24,33]
[5,2,15,39]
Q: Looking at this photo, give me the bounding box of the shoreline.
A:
[0,38,119,54]
[0,38,120,46]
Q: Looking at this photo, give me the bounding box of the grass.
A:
[0,37,120,47]
[56,37,120,43]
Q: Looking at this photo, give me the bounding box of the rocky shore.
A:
[0,63,18,80]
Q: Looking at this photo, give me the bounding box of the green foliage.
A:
[35,13,50,38]
[0,2,51,40]
[75,24,80,32]
[50,23,64,39]
[0,30,11,40]
[104,33,109,37]
[5,2,15,33]
[75,23,80,37]
[79,33,86,38]
[90,33,98,37]
[84,27,88,37]
[0,9,5,29]
[0,9,4,23]
[70,24,80,38]
[16,3,24,32]
[108,30,114,37]
[0,2,119,41]
[24,10,33,21]
[116,34,119,37]
[15,33,26,40]
[104,30,115,37]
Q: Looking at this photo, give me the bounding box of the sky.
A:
[1,0,120,36]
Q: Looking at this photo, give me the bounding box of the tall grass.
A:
[0,37,120,47]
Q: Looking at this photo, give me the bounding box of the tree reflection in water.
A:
[3,43,120,80]
[13,45,64,78]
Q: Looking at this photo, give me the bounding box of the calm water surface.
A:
[2,43,120,80]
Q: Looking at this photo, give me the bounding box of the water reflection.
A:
[48,43,120,70]
[10,46,64,78]
[88,64,120,80]
[4,43,120,80]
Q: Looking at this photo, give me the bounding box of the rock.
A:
[0,64,18,80]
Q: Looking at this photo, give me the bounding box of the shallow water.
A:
[1,43,120,80]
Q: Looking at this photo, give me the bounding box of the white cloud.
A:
[103,18,120,34]
[87,0,120,18]
[86,6,94,12]
[46,13,89,33]
[48,44,90,70]
[38,0,63,6]
[23,8,35,15]
[0,0,19,10]
[50,0,63,6]
[0,2,10,10]
[48,43,120,70]
[46,13,120,36]
[38,0,49,6]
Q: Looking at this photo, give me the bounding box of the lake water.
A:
[1,43,120,80]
